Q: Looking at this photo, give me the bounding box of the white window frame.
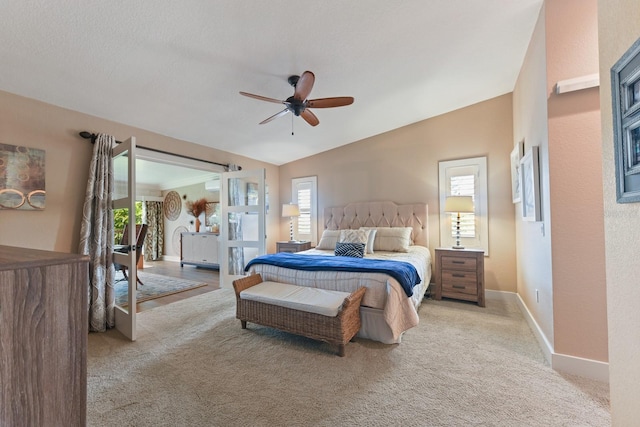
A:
[291,176,318,245]
[438,157,489,255]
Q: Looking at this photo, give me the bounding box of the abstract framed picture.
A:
[0,143,46,210]
[520,146,541,222]
[510,139,525,203]
[611,36,640,203]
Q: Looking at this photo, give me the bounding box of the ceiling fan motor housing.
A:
[285,96,305,116]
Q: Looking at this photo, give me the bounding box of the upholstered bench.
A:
[232,274,366,356]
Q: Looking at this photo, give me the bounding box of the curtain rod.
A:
[78,131,238,170]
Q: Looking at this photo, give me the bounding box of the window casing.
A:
[291,176,317,244]
[438,157,488,255]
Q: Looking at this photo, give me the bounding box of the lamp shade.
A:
[282,203,300,218]
[444,196,474,213]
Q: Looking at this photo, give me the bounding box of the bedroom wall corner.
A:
[0,90,281,254]
[279,94,517,294]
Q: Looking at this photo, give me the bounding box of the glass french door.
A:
[219,168,266,288]
[112,137,137,341]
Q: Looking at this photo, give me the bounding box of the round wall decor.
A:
[163,191,181,221]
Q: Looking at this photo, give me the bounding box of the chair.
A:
[114,223,148,287]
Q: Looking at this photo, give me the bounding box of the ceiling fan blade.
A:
[259,109,290,125]
[293,71,315,101]
[239,91,284,104]
[307,97,355,108]
[300,109,319,127]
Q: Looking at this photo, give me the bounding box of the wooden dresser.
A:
[0,245,89,426]
[434,248,485,307]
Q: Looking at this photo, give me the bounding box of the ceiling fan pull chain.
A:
[292,114,294,136]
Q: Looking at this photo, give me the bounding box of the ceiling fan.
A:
[239,71,354,127]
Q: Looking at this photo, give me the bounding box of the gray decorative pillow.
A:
[334,242,365,258]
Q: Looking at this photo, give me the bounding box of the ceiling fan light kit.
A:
[240,71,354,128]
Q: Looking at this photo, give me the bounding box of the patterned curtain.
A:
[144,201,164,261]
[79,134,115,332]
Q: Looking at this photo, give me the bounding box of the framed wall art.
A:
[520,146,541,222]
[611,36,640,203]
[0,143,46,210]
[510,139,525,203]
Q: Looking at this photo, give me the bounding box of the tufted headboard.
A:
[323,201,429,247]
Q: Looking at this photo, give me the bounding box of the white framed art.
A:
[510,139,525,203]
[520,146,541,221]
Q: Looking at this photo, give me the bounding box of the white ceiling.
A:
[1,1,543,166]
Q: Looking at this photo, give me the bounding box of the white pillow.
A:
[361,227,412,252]
[361,229,377,254]
[316,229,341,250]
[338,229,372,254]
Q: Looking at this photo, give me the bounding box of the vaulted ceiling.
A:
[1,1,543,166]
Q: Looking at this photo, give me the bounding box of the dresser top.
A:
[0,245,89,271]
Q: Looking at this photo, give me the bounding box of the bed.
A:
[246,201,431,344]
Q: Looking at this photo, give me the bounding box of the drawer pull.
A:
[452,273,466,278]
[452,260,465,264]
[453,285,466,289]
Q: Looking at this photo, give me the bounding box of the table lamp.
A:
[282,203,300,242]
[444,196,474,249]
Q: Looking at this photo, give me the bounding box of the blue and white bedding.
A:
[245,252,420,297]
[245,245,432,343]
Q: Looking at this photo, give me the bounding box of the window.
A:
[291,176,317,244]
[438,157,488,254]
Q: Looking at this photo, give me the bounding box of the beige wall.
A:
[280,94,517,292]
[598,0,640,422]
[545,0,607,361]
[0,90,281,254]
[513,0,607,365]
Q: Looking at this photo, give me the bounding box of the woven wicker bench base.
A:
[232,274,365,356]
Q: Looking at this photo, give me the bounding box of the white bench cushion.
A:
[240,281,352,317]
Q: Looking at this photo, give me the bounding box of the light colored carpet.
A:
[114,271,207,306]
[88,290,610,427]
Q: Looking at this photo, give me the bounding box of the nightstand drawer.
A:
[442,270,477,288]
[442,281,478,296]
[441,256,477,271]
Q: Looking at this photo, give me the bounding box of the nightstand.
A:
[434,248,485,307]
[276,241,312,253]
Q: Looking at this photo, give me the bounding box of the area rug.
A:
[114,271,208,306]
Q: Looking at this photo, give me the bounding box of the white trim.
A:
[555,73,600,94]
[513,292,609,383]
[551,353,610,383]
[485,289,518,302]
[515,292,553,363]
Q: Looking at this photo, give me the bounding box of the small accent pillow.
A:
[316,229,341,250]
[334,242,365,258]
[339,229,371,253]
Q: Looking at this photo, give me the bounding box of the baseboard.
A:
[512,292,609,383]
[551,353,610,383]
[485,289,518,302]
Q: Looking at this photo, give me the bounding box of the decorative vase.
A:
[195,217,201,232]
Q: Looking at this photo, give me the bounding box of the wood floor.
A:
[133,260,220,313]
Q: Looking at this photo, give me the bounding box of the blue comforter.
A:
[244,252,420,297]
